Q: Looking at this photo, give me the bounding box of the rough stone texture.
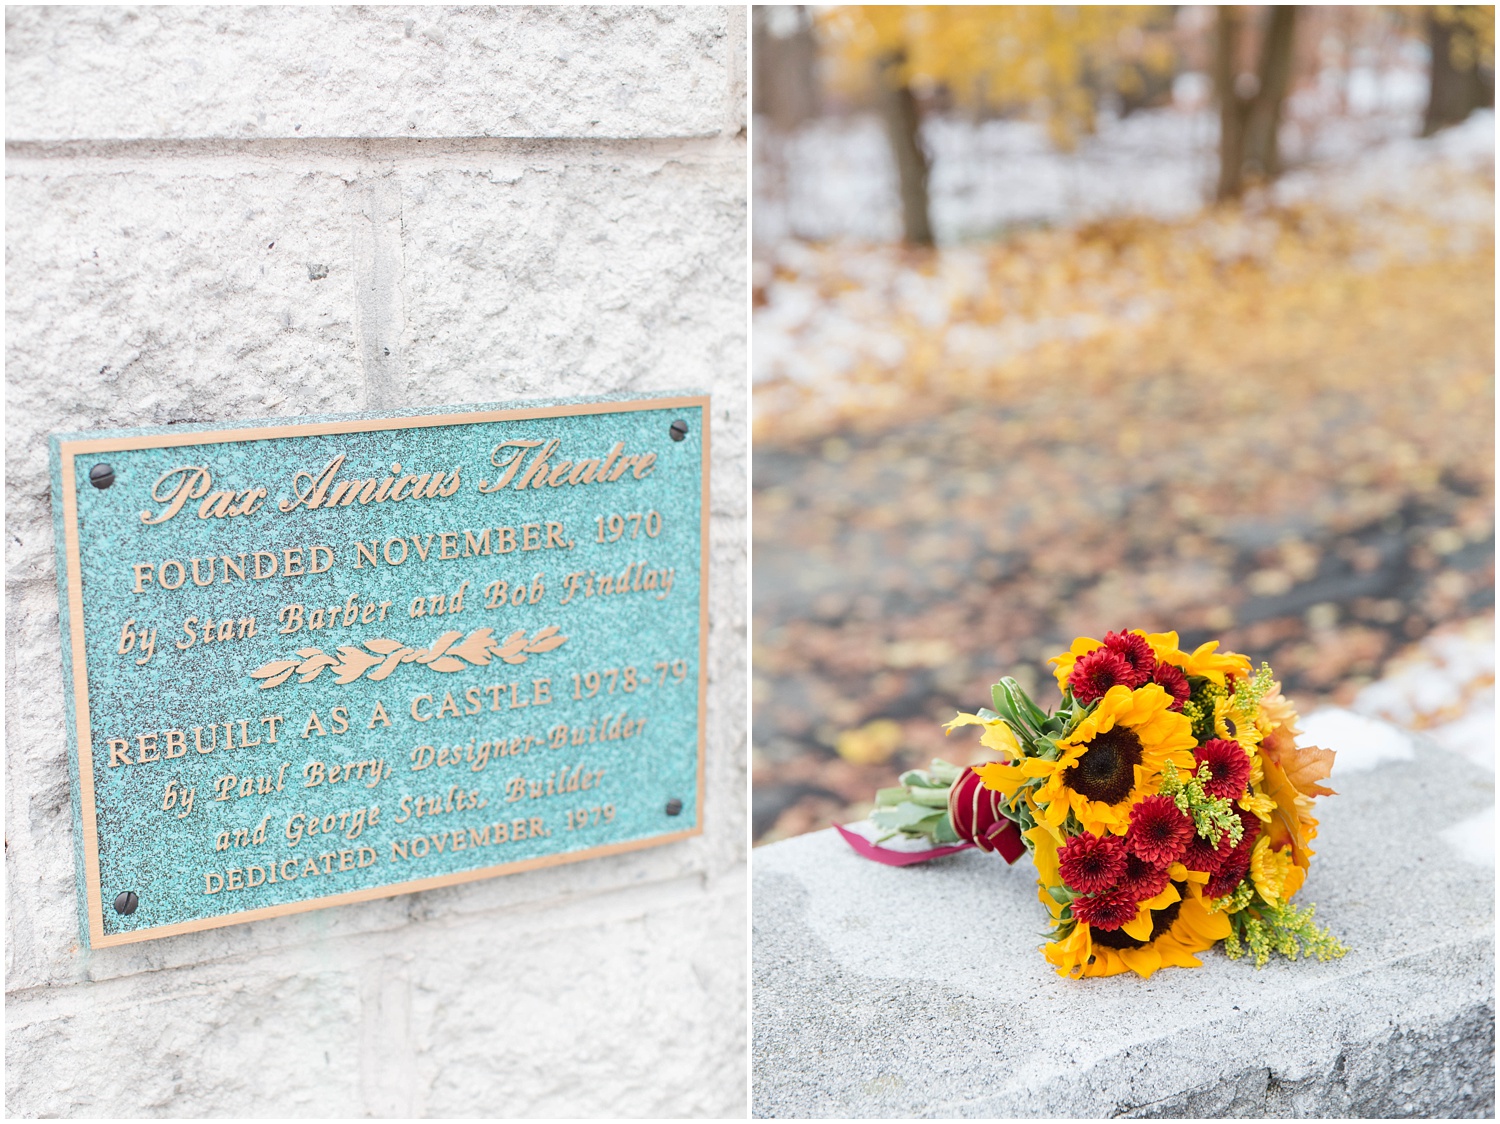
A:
[752,739,1494,1118]
[6,7,746,1117]
[5,7,736,141]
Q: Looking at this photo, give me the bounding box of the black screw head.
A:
[665,798,683,816]
[89,463,115,490]
[114,891,138,915]
[669,419,688,442]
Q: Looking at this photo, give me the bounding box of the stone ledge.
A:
[752,739,1494,1118]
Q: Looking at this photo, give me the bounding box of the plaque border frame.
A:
[53,394,709,947]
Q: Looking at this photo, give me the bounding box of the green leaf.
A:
[869,802,939,832]
[874,787,908,807]
[1047,917,1077,941]
[1000,677,1050,727]
[928,758,963,784]
[905,786,951,809]
[897,769,942,788]
[931,815,959,844]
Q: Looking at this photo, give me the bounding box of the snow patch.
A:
[1301,708,1417,774]
[1440,808,1495,868]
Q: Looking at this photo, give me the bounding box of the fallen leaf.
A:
[1273,742,1338,799]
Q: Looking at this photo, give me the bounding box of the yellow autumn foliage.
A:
[815,5,1172,149]
[1430,5,1496,71]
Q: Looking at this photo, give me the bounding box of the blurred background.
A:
[751,5,1495,844]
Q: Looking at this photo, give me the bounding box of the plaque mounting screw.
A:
[665,798,683,816]
[669,420,688,442]
[113,891,138,915]
[89,464,115,490]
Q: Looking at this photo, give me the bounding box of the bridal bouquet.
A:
[838,629,1347,979]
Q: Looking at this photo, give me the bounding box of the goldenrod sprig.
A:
[1159,759,1244,848]
[1222,898,1348,968]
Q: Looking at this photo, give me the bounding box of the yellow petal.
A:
[1250,835,1293,906]
[1049,636,1102,690]
[1151,938,1205,970]
[1026,826,1060,887]
[1143,883,1181,910]
[1122,904,1155,941]
[979,721,1022,758]
[1169,861,1210,885]
[1238,791,1277,823]
[1043,923,1092,977]
[1080,944,1130,978]
[972,761,1025,798]
[1118,944,1163,978]
[1177,895,1233,942]
[947,713,1025,761]
[1182,640,1253,686]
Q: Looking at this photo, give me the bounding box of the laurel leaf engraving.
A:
[493,630,530,664]
[366,650,412,682]
[295,652,338,683]
[413,630,465,665]
[526,631,568,654]
[450,628,497,665]
[250,660,298,680]
[332,645,384,685]
[248,626,568,688]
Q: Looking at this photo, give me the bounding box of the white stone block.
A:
[5,6,735,141]
[4,164,365,585]
[392,151,746,407]
[752,743,1494,1117]
[7,868,746,1116]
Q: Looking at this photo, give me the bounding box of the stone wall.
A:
[5,7,747,1116]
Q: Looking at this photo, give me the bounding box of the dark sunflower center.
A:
[1090,895,1184,950]
[1062,727,1143,806]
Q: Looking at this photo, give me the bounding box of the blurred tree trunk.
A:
[753,6,820,129]
[1423,8,1494,136]
[1214,7,1246,201]
[1216,5,1299,202]
[876,50,934,247]
[1243,6,1297,179]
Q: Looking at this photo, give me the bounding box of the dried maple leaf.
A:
[1272,742,1337,799]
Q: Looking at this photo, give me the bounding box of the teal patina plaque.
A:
[51,393,707,946]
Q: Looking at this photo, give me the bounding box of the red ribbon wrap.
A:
[837,766,1026,866]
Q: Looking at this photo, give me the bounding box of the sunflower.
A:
[1044,883,1233,979]
[979,683,1195,837]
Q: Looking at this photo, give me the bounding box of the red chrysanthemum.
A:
[1182,825,1238,874]
[1127,794,1194,864]
[1194,738,1252,800]
[1057,831,1127,894]
[1071,887,1140,931]
[1236,804,1263,841]
[1103,629,1156,687]
[1205,833,1256,898]
[1151,661,1190,711]
[1069,648,1135,705]
[1117,851,1172,902]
